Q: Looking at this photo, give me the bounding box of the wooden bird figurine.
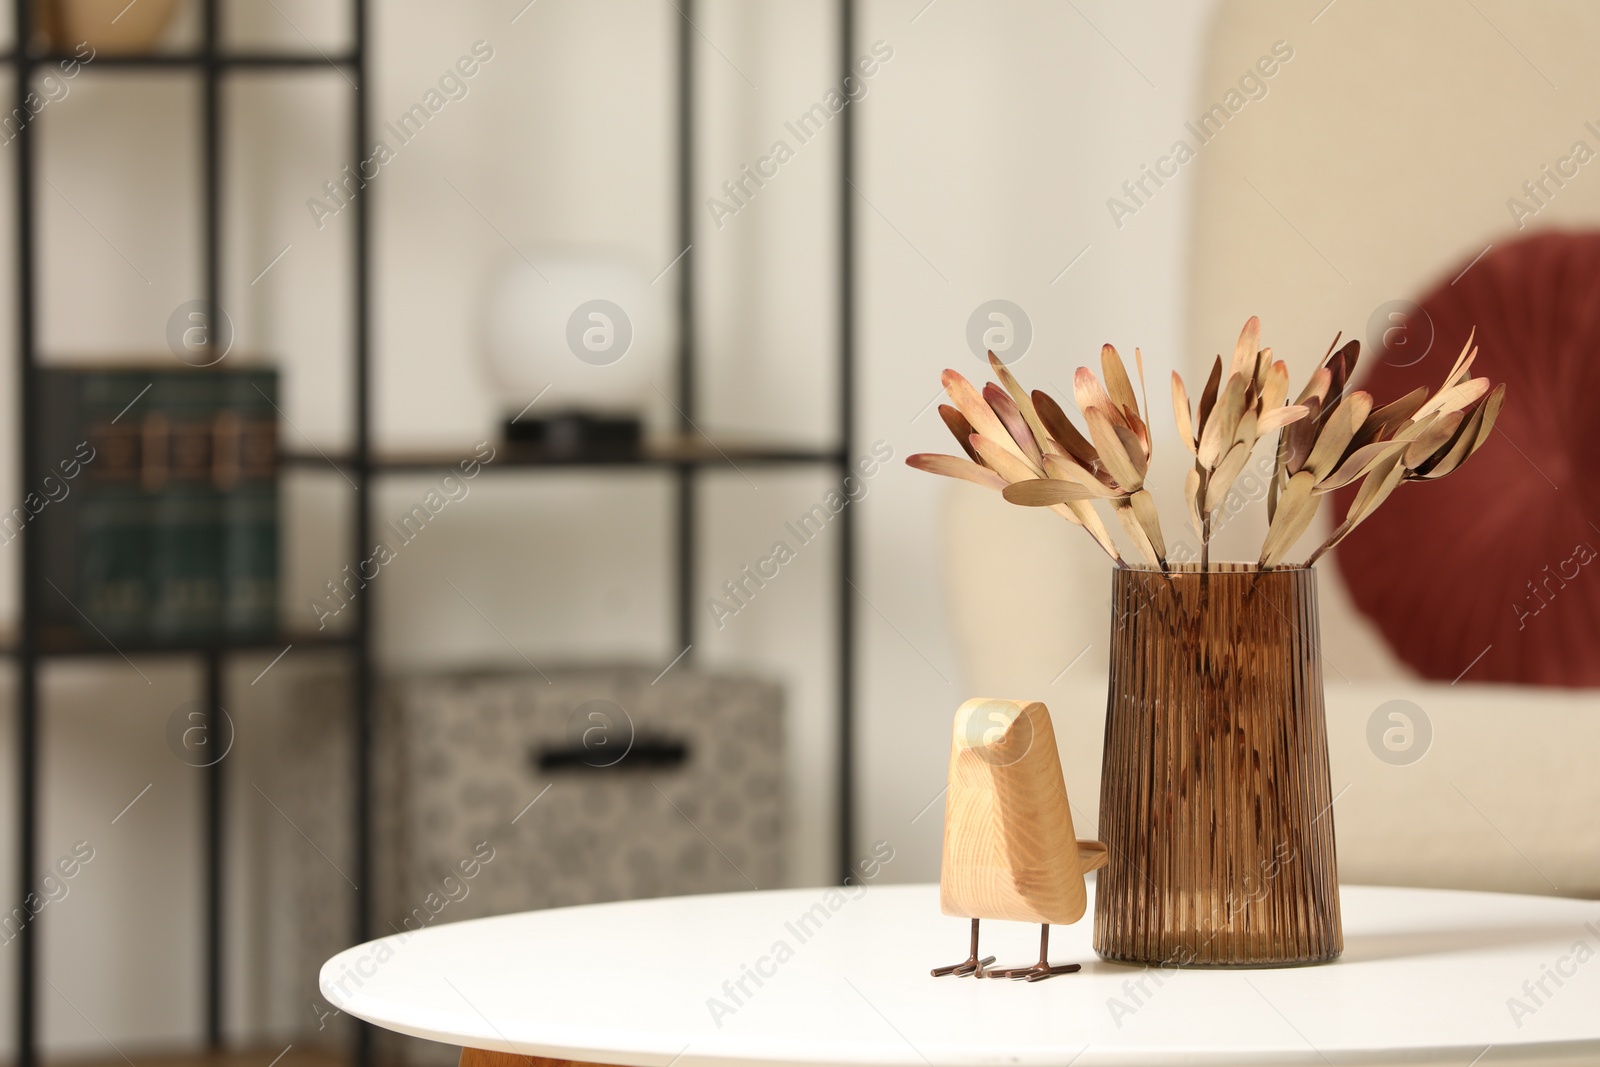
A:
[932,698,1108,981]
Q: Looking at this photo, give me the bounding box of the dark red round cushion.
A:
[1332,231,1600,687]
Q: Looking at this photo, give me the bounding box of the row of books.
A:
[32,367,280,644]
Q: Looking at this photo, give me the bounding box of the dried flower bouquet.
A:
[908,317,1505,570]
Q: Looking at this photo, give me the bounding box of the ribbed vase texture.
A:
[1093,563,1342,966]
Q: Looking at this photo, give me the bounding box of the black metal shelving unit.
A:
[7,2,857,1065]
[6,7,369,1067]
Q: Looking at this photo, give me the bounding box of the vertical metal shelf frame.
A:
[199,0,227,1047]
[349,4,376,1067]
[673,0,698,661]
[12,2,41,1065]
[835,0,858,888]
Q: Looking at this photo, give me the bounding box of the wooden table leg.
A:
[460,1045,616,1067]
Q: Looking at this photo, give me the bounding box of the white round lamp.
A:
[482,249,670,448]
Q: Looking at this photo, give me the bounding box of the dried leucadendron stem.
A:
[906,319,1505,569]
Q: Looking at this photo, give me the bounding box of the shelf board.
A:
[283,436,847,473]
[3,51,357,69]
[0,626,356,659]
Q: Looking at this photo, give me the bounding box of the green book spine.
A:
[149,370,225,642]
[220,369,280,638]
[35,369,153,642]
[79,488,149,638]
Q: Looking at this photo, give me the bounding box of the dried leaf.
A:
[1340,335,1362,375]
[1442,328,1477,388]
[1171,371,1196,454]
[1074,367,1115,421]
[1284,394,1322,474]
[984,382,1044,471]
[1304,391,1373,477]
[1258,403,1309,433]
[1267,438,1286,521]
[1124,402,1151,454]
[1233,410,1259,450]
[1416,385,1503,482]
[1325,339,1360,402]
[1032,389,1099,469]
[1198,373,1247,468]
[1043,452,1121,497]
[1113,423,1149,478]
[1206,440,1252,512]
[1184,466,1204,534]
[1197,357,1224,431]
[1084,407,1144,489]
[1064,500,1121,562]
[941,369,1026,464]
[1316,439,1407,493]
[989,352,1054,456]
[1345,449,1407,529]
[1353,386,1429,449]
[1415,397,1486,479]
[1296,366,1333,407]
[1001,478,1100,506]
[1415,376,1490,420]
[1101,344,1139,419]
[1392,410,1440,443]
[1230,315,1261,380]
[1114,500,1163,567]
[969,433,1037,484]
[1259,359,1290,413]
[1134,347,1152,427]
[1466,382,1507,456]
[906,453,1007,490]
[1402,410,1464,469]
[1254,346,1274,392]
[1128,487,1166,561]
[1216,373,1252,445]
[938,405,980,463]
[1260,470,1320,567]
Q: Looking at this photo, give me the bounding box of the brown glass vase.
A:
[1093,562,1342,966]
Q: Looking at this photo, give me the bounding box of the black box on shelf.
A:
[503,409,643,458]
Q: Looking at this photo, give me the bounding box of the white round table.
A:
[321,883,1600,1067]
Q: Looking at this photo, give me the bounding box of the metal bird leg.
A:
[931,918,995,977]
[987,923,1082,981]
